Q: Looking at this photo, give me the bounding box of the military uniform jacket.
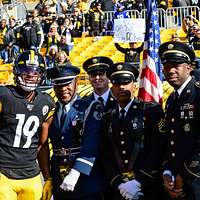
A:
[0,85,55,179]
[49,97,104,198]
[84,91,117,114]
[101,99,164,188]
[163,78,200,179]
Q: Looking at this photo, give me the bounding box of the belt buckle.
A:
[61,148,71,156]
[59,164,71,180]
[122,171,135,182]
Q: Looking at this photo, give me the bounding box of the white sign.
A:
[114,18,146,43]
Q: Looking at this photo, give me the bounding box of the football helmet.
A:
[14,50,45,92]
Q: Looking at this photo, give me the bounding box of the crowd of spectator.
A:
[0,0,200,68]
[181,15,200,50]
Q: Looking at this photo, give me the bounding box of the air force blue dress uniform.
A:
[83,56,117,114]
[83,56,118,200]
[47,65,104,200]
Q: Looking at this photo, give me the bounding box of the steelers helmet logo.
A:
[167,44,174,49]
[42,105,49,116]
[92,58,98,64]
[117,64,123,70]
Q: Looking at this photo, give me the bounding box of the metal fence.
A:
[0,1,28,22]
[0,0,38,22]
[103,6,200,30]
[0,4,199,30]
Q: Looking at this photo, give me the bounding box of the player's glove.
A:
[41,178,53,200]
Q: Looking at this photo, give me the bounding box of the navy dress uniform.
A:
[159,41,200,200]
[83,56,117,114]
[101,62,165,200]
[47,65,105,200]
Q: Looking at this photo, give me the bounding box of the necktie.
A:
[60,105,66,128]
[98,96,104,107]
[173,91,179,102]
[171,91,179,110]
[120,108,126,121]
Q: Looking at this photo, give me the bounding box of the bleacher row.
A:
[0,28,195,100]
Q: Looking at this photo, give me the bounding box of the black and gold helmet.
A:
[14,50,46,91]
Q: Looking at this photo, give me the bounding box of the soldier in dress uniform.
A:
[83,56,117,114]
[159,41,200,200]
[44,64,105,200]
[83,56,118,199]
[101,62,165,200]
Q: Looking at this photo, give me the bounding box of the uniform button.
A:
[171,118,175,122]
[120,131,124,136]
[121,141,125,145]
[124,160,128,164]
[171,130,174,134]
[61,136,64,140]
[170,141,174,145]
[122,150,126,154]
[172,153,175,157]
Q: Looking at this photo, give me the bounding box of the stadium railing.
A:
[103,6,199,30]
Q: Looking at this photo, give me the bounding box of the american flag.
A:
[138,0,163,103]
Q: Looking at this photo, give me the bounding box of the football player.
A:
[0,50,55,200]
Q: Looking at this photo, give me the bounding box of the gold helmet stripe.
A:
[30,50,35,64]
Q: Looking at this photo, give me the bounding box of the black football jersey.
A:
[0,85,55,179]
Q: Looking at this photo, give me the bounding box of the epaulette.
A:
[133,98,146,109]
[195,81,200,88]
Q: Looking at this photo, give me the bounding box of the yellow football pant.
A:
[0,173,43,200]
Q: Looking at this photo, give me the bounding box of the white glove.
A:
[120,191,143,200]
[163,170,175,182]
[60,168,80,191]
[118,180,143,200]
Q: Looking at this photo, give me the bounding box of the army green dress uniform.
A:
[101,62,165,200]
[159,41,200,200]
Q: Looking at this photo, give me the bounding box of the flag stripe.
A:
[140,77,162,103]
[140,57,158,87]
[137,88,155,102]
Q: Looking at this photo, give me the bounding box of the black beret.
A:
[83,56,113,74]
[159,41,195,64]
[106,62,139,84]
[47,64,80,86]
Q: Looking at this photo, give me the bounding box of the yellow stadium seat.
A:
[195,50,200,58]
[0,72,10,85]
